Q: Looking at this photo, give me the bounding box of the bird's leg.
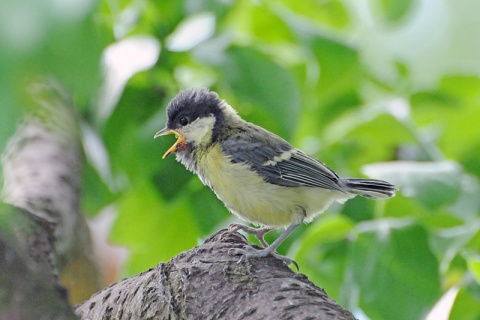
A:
[228,223,275,247]
[229,221,301,270]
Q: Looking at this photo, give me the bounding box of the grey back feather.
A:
[221,123,344,192]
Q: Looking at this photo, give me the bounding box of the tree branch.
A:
[76,229,355,320]
[1,78,100,303]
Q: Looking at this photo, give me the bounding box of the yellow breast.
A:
[196,145,349,227]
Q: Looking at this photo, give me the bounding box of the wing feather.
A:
[221,126,344,192]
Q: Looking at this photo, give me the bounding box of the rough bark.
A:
[76,229,355,320]
[0,204,76,320]
[1,78,100,303]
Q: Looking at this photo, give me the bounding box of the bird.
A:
[155,88,398,267]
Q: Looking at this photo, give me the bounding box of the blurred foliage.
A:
[1,0,480,319]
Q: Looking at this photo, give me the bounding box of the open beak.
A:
[154,128,186,158]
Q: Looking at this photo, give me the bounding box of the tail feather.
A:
[340,178,398,199]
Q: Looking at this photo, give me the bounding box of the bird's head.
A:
[155,88,239,158]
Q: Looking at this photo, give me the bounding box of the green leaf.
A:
[102,88,176,192]
[439,75,480,106]
[39,18,103,103]
[342,196,375,222]
[310,36,362,118]
[190,186,230,235]
[419,212,464,230]
[342,220,441,320]
[468,259,480,285]
[319,112,409,171]
[81,162,117,217]
[221,46,301,139]
[383,195,429,219]
[460,142,480,180]
[278,0,349,30]
[411,76,480,178]
[294,36,365,151]
[379,0,414,23]
[111,182,199,275]
[293,215,355,298]
[226,0,294,43]
[450,286,480,320]
[363,161,462,210]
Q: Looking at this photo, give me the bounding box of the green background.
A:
[1,0,480,319]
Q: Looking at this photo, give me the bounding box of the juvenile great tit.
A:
[155,88,397,266]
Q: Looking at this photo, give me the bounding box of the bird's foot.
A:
[228,246,299,271]
[228,223,275,248]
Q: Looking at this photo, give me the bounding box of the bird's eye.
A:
[179,116,189,126]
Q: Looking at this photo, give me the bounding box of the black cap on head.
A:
[166,88,222,127]
[165,88,240,143]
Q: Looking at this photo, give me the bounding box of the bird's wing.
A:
[221,127,344,192]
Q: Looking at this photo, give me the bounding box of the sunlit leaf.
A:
[310,36,361,116]
[292,36,365,154]
[225,1,294,44]
[419,212,464,229]
[278,0,350,30]
[468,260,480,285]
[411,76,480,179]
[379,0,415,23]
[363,161,462,209]
[449,286,480,320]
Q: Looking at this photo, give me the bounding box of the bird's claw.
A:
[270,252,299,271]
[228,247,251,264]
[227,224,299,270]
[228,223,275,248]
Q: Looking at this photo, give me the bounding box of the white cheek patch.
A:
[262,149,297,166]
[182,115,216,146]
